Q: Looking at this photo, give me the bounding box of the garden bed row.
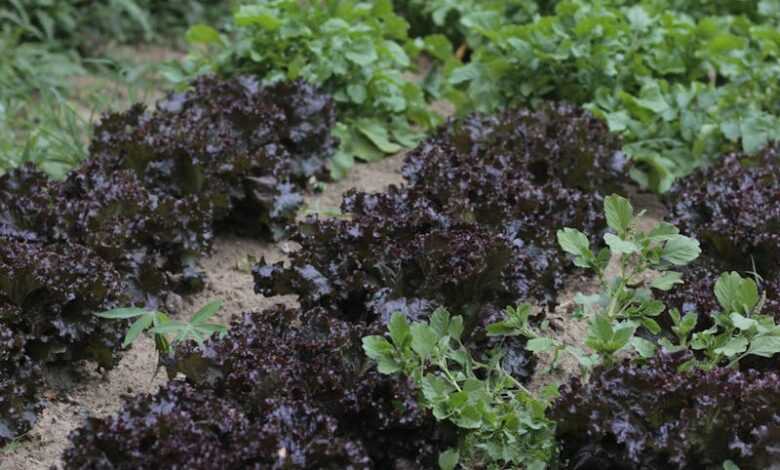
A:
[0,76,336,446]
[52,99,780,468]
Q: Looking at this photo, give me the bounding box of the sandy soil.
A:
[0,154,407,470]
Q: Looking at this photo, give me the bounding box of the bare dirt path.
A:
[0,155,406,470]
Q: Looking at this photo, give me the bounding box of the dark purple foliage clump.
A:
[402,103,627,196]
[0,240,127,368]
[90,75,336,239]
[254,103,625,381]
[0,325,43,446]
[63,305,453,468]
[63,382,374,470]
[552,353,780,469]
[666,148,780,276]
[0,238,125,446]
[662,149,780,321]
[0,76,337,445]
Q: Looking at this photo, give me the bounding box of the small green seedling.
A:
[557,194,701,367]
[363,308,557,469]
[95,299,228,355]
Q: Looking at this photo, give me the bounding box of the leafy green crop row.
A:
[444,0,780,190]
[0,0,230,52]
[0,0,231,178]
[169,0,780,187]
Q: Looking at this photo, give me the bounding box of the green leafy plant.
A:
[555,194,780,370]
[172,0,441,179]
[662,271,780,369]
[447,0,780,191]
[0,0,229,52]
[556,194,701,366]
[96,300,228,355]
[363,309,557,469]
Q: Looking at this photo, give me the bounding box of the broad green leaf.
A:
[421,375,452,402]
[345,39,378,66]
[590,315,614,343]
[730,313,758,331]
[647,222,680,241]
[641,317,662,335]
[661,236,701,265]
[486,322,516,336]
[715,272,759,314]
[438,449,459,470]
[454,404,482,429]
[376,357,402,374]
[235,5,281,30]
[362,335,395,361]
[186,24,220,45]
[604,194,633,235]
[612,324,636,350]
[430,308,450,338]
[714,336,748,356]
[604,233,639,254]
[630,336,657,358]
[448,316,464,341]
[557,228,591,257]
[388,312,411,347]
[747,335,780,357]
[346,83,367,104]
[355,120,401,154]
[722,460,740,470]
[411,324,438,358]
